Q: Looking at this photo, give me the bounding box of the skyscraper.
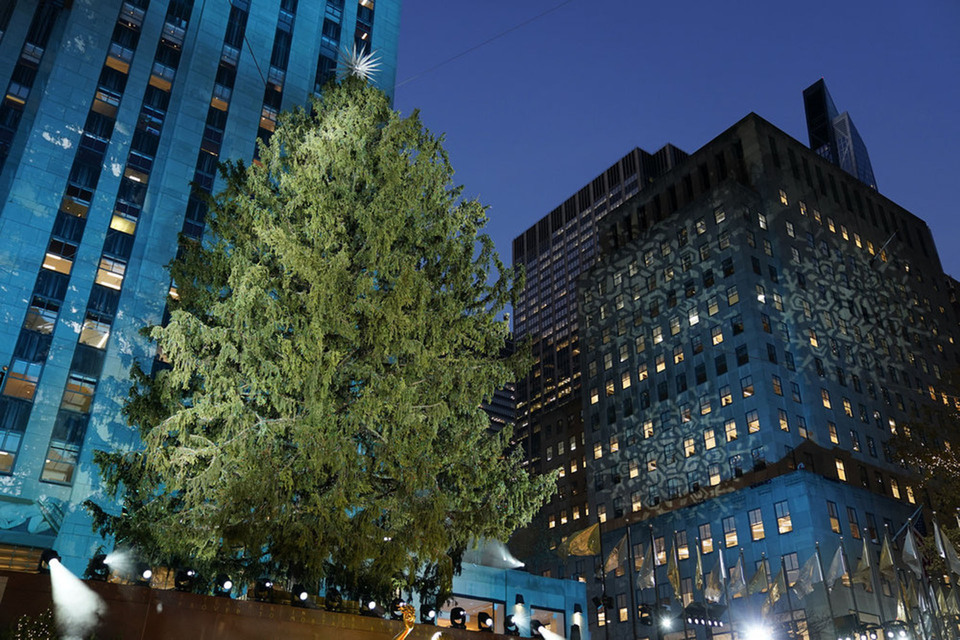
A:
[514,98,953,638]
[0,0,400,570]
[803,79,877,190]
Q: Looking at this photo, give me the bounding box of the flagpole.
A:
[672,533,691,640]
[815,543,838,631]
[898,567,925,640]
[865,527,888,625]
[721,550,736,640]
[839,537,864,624]
[650,525,663,640]
[916,518,946,640]
[781,555,800,640]
[598,517,610,640]
[627,525,639,640]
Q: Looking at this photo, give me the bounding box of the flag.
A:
[902,528,922,579]
[763,566,787,614]
[947,586,960,616]
[937,585,946,613]
[879,532,896,580]
[748,560,769,595]
[794,552,822,599]
[906,578,919,611]
[934,520,960,577]
[729,555,747,597]
[695,543,704,592]
[557,523,600,558]
[705,557,723,603]
[637,544,655,589]
[667,542,682,602]
[853,537,873,591]
[826,546,845,588]
[605,534,627,574]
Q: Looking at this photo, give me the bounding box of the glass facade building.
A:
[0,0,400,571]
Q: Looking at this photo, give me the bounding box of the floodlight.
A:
[420,603,437,624]
[390,597,406,620]
[38,549,60,572]
[292,583,309,606]
[85,554,109,581]
[213,573,233,597]
[477,612,493,631]
[450,606,467,629]
[175,568,198,592]
[504,615,520,636]
[531,620,545,639]
[254,578,274,602]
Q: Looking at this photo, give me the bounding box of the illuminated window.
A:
[712,326,723,345]
[704,429,716,450]
[835,458,846,482]
[828,422,839,444]
[778,409,789,432]
[676,531,690,560]
[708,464,721,486]
[821,388,832,409]
[606,380,615,397]
[827,501,841,533]
[725,419,737,442]
[700,524,713,553]
[548,515,556,528]
[570,458,578,473]
[749,509,765,541]
[629,459,639,479]
[843,398,853,418]
[632,492,642,513]
[621,371,631,390]
[689,307,700,326]
[891,478,901,499]
[726,286,739,305]
[741,376,754,398]
[746,410,760,433]
[723,516,738,548]
[79,314,111,350]
[647,457,657,472]
[95,257,126,290]
[643,420,654,438]
[656,354,666,373]
[673,345,684,364]
[638,364,648,381]
[609,435,619,453]
[758,212,768,229]
[700,397,711,416]
[653,327,663,344]
[714,208,726,224]
[590,388,599,405]
[24,297,58,334]
[847,508,860,538]
[707,296,719,315]
[779,189,788,205]
[720,385,732,406]
[684,437,695,458]
[593,443,603,460]
[775,501,792,534]
[43,239,77,274]
[906,486,915,504]
[110,213,137,234]
[598,504,607,524]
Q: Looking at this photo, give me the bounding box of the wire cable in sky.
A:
[395,0,579,89]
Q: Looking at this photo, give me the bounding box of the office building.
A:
[803,79,877,190]
[515,94,955,639]
[0,0,400,570]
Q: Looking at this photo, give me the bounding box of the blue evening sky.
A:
[392,1,960,279]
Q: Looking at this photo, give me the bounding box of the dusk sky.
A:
[392,1,960,280]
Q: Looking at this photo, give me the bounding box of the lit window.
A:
[848,507,861,539]
[621,371,631,390]
[594,443,602,460]
[598,504,607,524]
[749,508,765,541]
[700,524,713,553]
[704,429,716,450]
[638,364,648,381]
[827,501,841,533]
[723,516,738,548]
[741,376,754,398]
[707,296,719,315]
[828,422,839,444]
[673,345,684,364]
[95,257,126,290]
[643,420,654,438]
[684,438,695,458]
[746,410,760,433]
[835,459,846,482]
[725,419,737,442]
[656,354,666,373]
[609,435,619,453]
[714,208,726,224]
[758,212,768,229]
[632,492,642,513]
[110,213,137,234]
[712,326,723,345]
[670,317,681,336]
[79,315,111,350]
[43,239,77,274]
[606,380,615,397]
[821,388,832,409]
[688,307,700,326]
[906,486,915,504]
[809,328,819,348]
[629,459,639,478]
[771,375,783,396]
[700,397,711,416]
[24,297,58,334]
[775,501,793,534]
[709,463,721,486]
[778,410,789,432]
[726,286,739,305]
[560,510,568,525]
[653,327,663,344]
[3,359,43,400]
[647,457,657,472]
[719,385,732,407]
[590,388,599,405]
[549,515,556,529]
[890,479,901,499]
[779,189,788,206]
[570,459,578,473]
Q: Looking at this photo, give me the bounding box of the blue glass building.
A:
[0,0,400,572]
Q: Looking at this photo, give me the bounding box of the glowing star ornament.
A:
[337,44,382,82]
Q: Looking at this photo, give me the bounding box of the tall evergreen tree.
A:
[87,77,554,601]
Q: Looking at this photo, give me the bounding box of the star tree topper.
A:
[337,44,382,82]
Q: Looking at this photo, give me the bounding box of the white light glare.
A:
[141,568,153,580]
[299,591,309,601]
[744,623,773,640]
[222,580,233,590]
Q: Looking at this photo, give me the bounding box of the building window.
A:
[725,419,737,442]
[712,326,723,345]
[621,371,631,390]
[847,507,860,539]
[741,376,754,398]
[594,443,603,460]
[61,374,96,413]
[723,516,738,548]
[43,239,77,275]
[749,508,765,541]
[821,388,832,409]
[704,428,716,450]
[779,189,788,205]
[676,530,690,560]
[95,257,126,290]
[598,504,607,524]
[79,315,111,349]
[835,459,847,482]
[700,396,711,415]
[726,286,739,305]
[720,385,732,406]
[827,501,841,534]
[632,492,642,513]
[638,363,648,381]
[708,463,721,486]
[775,501,792,534]
[771,375,783,396]
[673,344,684,364]
[746,410,760,433]
[778,409,789,431]
[3,359,43,401]
[684,437,695,458]
[700,523,713,554]
[890,478,901,499]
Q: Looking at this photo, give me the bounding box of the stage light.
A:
[450,606,467,629]
[573,603,582,614]
[515,594,525,606]
[531,620,545,639]
[361,599,380,617]
[391,597,406,620]
[175,568,198,592]
[478,612,494,632]
[324,587,343,612]
[292,584,309,606]
[213,574,233,597]
[420,603,437,624]
[504,615,520,636]
[38,549,61,573]
[135,563,153,585]
[85,554,109,581]
[571,623,582,640]
[253,578,274,602]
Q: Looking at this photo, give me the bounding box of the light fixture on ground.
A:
[450,607,467,629]
[175,568,198,592]
[361,598,380,617]
[531,620,545,639]
[135,563,153,586]
[291,584,310,606]
[213,574,233,598]
[390,597,406,620]
[254,578,274,602]
[324,587,343,612]
[504,615,520,636]
[420,603,437,625]
[570,623,582,640]
[477,612,493,632]
[85,554,109,581]
[38,549,61,573]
